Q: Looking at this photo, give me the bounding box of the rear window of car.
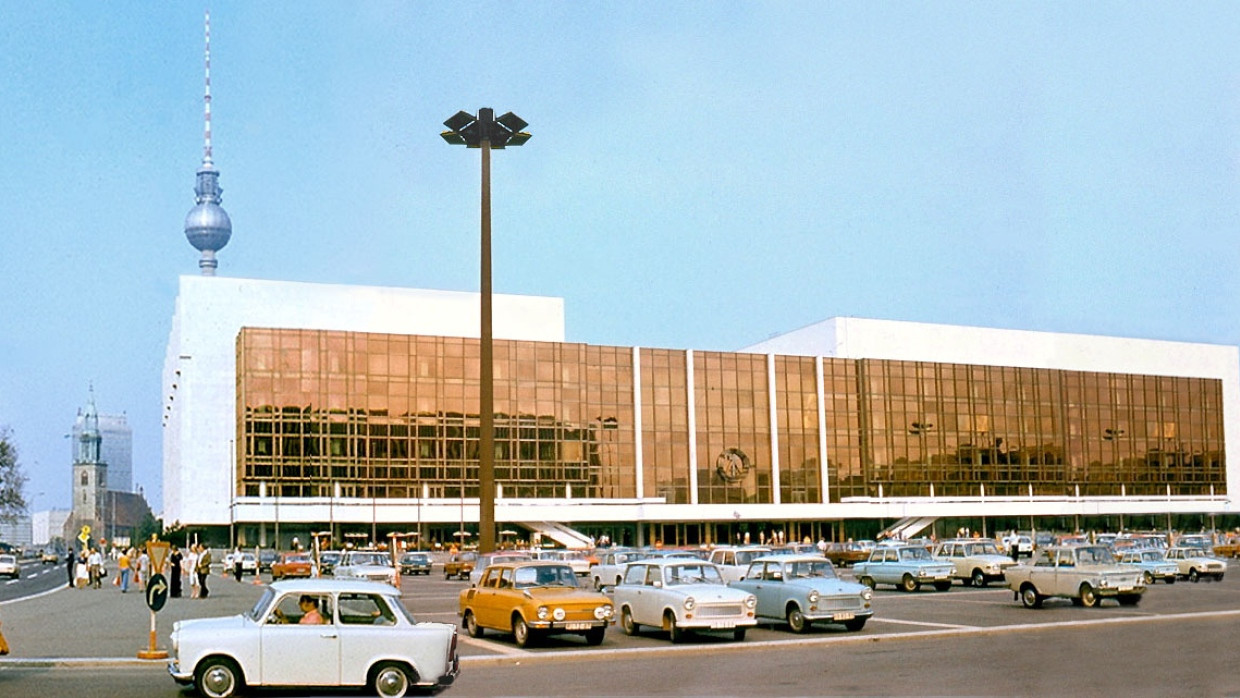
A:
[339,593,396,626]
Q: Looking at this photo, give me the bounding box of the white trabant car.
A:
[1007,545,1145,608]
[168,579,459,698]
[1164,546,1227,582]
[333,550,399,587]
[530,548,593,576]
[706,546,772,583]
[933,538,1018,588]
[613,558,756,643]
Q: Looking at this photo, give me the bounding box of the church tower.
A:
[71,388,109,544]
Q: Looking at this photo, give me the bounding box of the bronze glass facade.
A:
[236,329,1226,509]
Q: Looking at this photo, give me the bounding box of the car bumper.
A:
[804,608,873,623]
[528,619,612,631]
[167,660,193,685]
[678,617,758,631]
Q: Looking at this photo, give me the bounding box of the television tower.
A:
[184,10,232,275]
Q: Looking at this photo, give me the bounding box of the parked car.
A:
[613,558,756,643]
[1164,546,1227,582]
[1115,549,1178,584]
[1001,534,1035,557]
[318,550,342,576]
[822,541,871,568]
[729,554,872,632]
[168,578,459,698]
[530,549,592,576]
[707,546,772,583]
[467,552,533,587]
[853,545,954,592]
[933,538,1018,588]
[257,548,278,573]
[1214,536,1240,559]
[399,551,433,576]
[458,561,613,648]
[0,553,19,579]
[588,548,648,590]
[443,551,477,581]
[270,552,315,580]
[1006,545,1145,608]
[335,550,399,587]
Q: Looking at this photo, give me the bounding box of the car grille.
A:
[695,604,744,618]
[819,596,865,612]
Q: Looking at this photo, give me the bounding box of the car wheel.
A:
[971,569,987,588]
[786,605,809,633]
[444,570,451,580]
[1117,594,1141,607]
[1143,571,1154,585]
[1079,583,1098,608]
[464,610,484,638]
[843,617,868,632]
[933,581,952,592]
[1189,568,1200,583]
[584,627,605,646]
[859,576,876,590]
[194,656,243,698]
[620,606,639,636]
[1166,577,1176,585]
[733,627,747,641]
[1020,584,1043,609]
[593,576,602,591]
[900,574,919,593]
[370,661,412,698]
[513,615,534,648]
[664,611,685,644]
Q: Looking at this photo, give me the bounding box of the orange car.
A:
[270,552,315,580]
[459,561,614,648]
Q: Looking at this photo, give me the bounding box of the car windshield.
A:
[402,553,428,562]
[248,588,277,622]
[349,553,390,566]
[1140,551,1165,562]
[1075,546,1114,564]
[964,542,1002,556]
[512,564,578,588]
[899,547,932,561]
[664,564,724,585]
[735,550,767,565]
[785,560,837,579]
[321,552,341,561]
[284,554,311,564]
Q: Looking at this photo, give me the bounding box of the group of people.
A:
[64,542,215,599]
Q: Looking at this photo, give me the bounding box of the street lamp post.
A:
[441,107,530,555]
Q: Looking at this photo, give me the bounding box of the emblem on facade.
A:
[715,448,751,483]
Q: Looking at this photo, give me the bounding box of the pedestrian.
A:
[136,548,149,587]
[87,547,104,589]
[196,545,212,599]
[169,545,183,598]
[233,547,243,582]
[186,545,199,599]
[65,549,76,589]
[118,548,132,593]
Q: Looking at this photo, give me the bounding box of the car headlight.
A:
[683,596,696,611]
[744,595,757,609]
[553,607,566,621]
[537,606,549,620]
[594,605,613,620]
[861,587,874,601]
[807,590,820,603]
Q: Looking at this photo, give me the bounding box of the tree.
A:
[0,427,29,525]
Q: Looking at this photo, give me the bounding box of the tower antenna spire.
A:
[184,9,232,275]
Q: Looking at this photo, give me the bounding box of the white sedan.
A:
[613,559,756,642]
[168,579,459,698]
[0,553,19,579]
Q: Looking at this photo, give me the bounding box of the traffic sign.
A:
[145,574,169,612]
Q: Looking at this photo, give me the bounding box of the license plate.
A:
[1119,587,1133,593]
[710,620,737,629]
[833,612,855,621]
[564,622,592,630]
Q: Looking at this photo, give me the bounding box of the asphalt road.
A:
[0,558,71,602]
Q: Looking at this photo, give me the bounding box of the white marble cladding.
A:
[162,276,565,526]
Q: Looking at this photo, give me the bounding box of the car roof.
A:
[484,560,573,570]
[268,578,400,595]
[750,554,832,563]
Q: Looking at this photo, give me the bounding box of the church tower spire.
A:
[184,10,232,276]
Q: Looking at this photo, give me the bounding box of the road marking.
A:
[457,634,529,655]
[869,617,977,629]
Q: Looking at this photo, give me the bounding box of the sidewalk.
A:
[0,570,267,663]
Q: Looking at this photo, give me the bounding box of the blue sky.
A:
[2,2,1238,515]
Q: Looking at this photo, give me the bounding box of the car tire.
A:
[620,606,639,636]
[1143,571,1154,585]
[444,570,451,580]
[585,627,605,646]
[1166,577,1176,585]
[933,581,952,592]
[971,569,987,588]
[1117,594,1141,606]
[664,612,685,644]
[464,610,484,638]
[1079,583,1098,608]
[786,605,809,633]
[1189,568,1200,583]
[370,661,412,698]
[593,576,602,591]
[513,615,534,648]
[859,576,876,590]
[843,617,868,632]
[194,656,243,698]
[1020,584,1043,609]
[900,574,919,593]
[733,627,747,641]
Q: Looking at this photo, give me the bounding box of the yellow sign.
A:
[78,525,91,544]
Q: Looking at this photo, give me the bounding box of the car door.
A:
[336,592,400,686]
[746,561,782,619]
[259,592,340,687]
[628,564,662,626]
